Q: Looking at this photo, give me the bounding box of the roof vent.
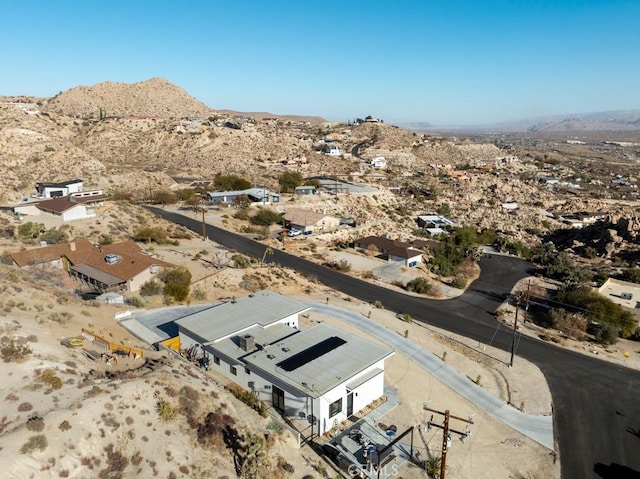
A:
[104,254,121,264]
[267,354,276,360]
[282,347,291,353]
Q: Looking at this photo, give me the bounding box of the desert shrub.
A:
[589,322,620,345]
[555,285,636,337]
[26,415,45,432]
[450,275,467,289]
[58,420,72,431]
[228,385,268,417]
[233,209,250,221]
[48,312,72,324]
[232,254,250,269]
[406,277,432,294]
[373,300,384,309]
[140,279,163,296]
[179,386,200,421]
[1,336,32,362]
[40,227,68,245]
[17,222,45,240]
[0,251,14,265]
[41,370,63,390]
[133,226,168,244]
[126,296,144,308]
[159,267,191,302]
[250,208,282,226]
[544,308,587,339]
[156,401,176,422]
[327,259,351,272]
[20,434,48,454]
[18,402,33,412]
[103,444,129,475]
[191,288,207,301]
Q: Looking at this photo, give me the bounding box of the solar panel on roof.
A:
[277,336,346,372]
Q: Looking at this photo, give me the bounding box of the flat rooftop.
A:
[175,290,309,343]
[243,322,394,398]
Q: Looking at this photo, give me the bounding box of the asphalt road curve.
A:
[148,207,640,479]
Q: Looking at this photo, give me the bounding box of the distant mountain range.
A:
[404,110,640,133]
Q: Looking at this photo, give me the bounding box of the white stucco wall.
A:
[60,205,93,222]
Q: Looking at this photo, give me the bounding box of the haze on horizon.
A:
[1,0,638,126]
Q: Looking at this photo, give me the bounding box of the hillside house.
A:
[355,236,425,267]
[14,193,107,222]
[321,145,342,156]
[294,186,316,196]
[9,240,174,293]
[416,214,456,235]
[370,157,387,169]
[36,179,84,198]
[206,188,280,205]
[175,290,394,435]
[283,208,340,234]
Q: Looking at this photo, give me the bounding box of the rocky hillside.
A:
[44,78,213,119]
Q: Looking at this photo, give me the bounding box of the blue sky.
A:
[2,1,638,125]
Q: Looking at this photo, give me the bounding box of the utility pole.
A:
[510,294,521,367]
[524,280,532,323]
[201,196,207,241]
[424,406,473,479]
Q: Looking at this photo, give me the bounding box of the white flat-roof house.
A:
[175,290,394,435]
[36,179,84,198]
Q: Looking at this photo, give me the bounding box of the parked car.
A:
[288,228,302,237]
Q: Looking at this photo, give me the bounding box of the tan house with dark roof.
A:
[13,193,107,222]
[355,236,426,267]
[10,240,174,292]
[283,208,340,234]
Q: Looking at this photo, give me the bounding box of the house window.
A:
[329,398,342,418]
[214,356,220,365]
[230,365,237,376]
[245,367,251,375]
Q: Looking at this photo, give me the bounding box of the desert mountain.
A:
[44,78,213,119]
[0,79,502,203]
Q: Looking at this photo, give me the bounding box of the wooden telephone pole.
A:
[424,406,473,479]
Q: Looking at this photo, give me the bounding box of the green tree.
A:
[40,227,69,245]
[214,174,251,191]
[17,222,45,240]
[159,267,191,302]
[589,322,620,345]
[174,188,197,201]
[619,267,640,284]
[251,208,282,226]
[152,189,177,205]
[278,171,303,193]
[232,195,252,209]
[555,285,636,338]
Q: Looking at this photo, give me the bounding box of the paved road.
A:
[148,207,640,479]
[311,303,554,449]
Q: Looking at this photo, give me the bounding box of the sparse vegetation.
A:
[1,336,32,362]
[20,434,48,454]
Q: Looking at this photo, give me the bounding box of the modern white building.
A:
[36,179,84,198]
[175,290,394,435]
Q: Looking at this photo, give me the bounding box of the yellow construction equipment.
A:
[81,328,145,358]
